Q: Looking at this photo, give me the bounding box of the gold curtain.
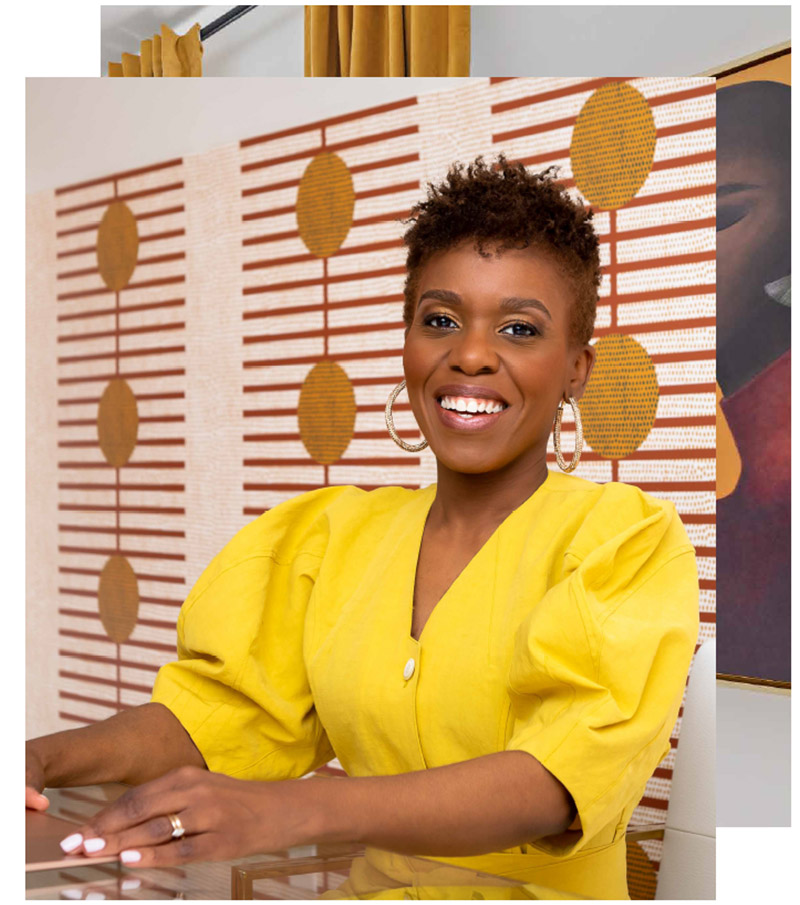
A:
[304,6,470,77]
[108,23,203,77]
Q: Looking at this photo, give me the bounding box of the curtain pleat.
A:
[121,53,141,77]
[153,34,163,77]
[107,23,203,77]
[305,5,470,77]
[140,39,154,77]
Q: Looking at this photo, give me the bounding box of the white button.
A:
[403,657,416,680]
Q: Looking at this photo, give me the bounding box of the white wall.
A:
[471,5,791,76]
[26,77,472,194]
[100,5,791,78]
[716,681,791,826]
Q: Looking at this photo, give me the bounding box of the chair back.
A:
[655,639,715,899]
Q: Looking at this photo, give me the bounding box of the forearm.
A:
[27,702,206,788]
[297,750,576,857]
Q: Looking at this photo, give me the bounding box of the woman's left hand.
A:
[59,765,315,868]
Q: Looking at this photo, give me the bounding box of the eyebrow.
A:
[417,289,552,321]
[717,183,761,198]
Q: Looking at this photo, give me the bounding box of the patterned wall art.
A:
[29,76,715,895]
[712,46,791,687]
[52,161,189,726]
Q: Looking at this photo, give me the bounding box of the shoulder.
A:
[541,471,694,575]
[183,485,419,608]
[216,483,422,564]
[543,469,669,511]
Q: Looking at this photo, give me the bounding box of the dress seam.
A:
[180,550,324,621]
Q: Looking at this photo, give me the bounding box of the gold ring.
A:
[167,813,185,839]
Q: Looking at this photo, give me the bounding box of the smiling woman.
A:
[26,156,699,900]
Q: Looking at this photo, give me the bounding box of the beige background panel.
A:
[26,189,60,736]
[183,143,250,581]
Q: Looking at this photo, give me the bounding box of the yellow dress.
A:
[151,469,699,899]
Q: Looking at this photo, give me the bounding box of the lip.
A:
[434,401,509,432]
[433,384,510,406]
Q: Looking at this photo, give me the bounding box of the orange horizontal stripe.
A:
[59,670,154,696]
[59,524,185,540]
[243,456,418,467]
[58,649,161,672]
[491,76,624,114]
[243,264,405,296]
[240,96,417,147]
[58,367,185,386]
[59,544,184,561]
[56,158,183,195]
[241,125,418,174]
[58,321,185,344]
[58,344,185,365]
[58,297,185,323]
[56,181,184,217]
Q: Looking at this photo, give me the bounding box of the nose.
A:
[447,325,500,375]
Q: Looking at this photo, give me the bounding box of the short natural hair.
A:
[402,155,600,345]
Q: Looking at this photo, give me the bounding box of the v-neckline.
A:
[406,469,553,645]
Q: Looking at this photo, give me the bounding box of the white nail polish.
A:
[59,833,83,853]
[83,837,106,853]
[120,850,141,864]
[86,893,107,900]
[121,878,141,891]
[61,890,83,900]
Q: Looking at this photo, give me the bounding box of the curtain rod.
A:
[200,6,258,41]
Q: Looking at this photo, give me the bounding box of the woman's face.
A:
[403,240,594,477]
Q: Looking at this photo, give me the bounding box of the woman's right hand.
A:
[26,743,50,811]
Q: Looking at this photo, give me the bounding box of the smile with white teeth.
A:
[438,395,508,418]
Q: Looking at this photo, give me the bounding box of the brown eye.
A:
[500,322,539,337]
[423,314,458,329]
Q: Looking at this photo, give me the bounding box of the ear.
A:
[566,343,596,402]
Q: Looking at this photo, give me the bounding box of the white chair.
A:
[654,638,716,899]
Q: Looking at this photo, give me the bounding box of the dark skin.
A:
[404,240,595,642]
[26,239,592,865]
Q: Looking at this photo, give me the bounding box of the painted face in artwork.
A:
[716,81,790,395]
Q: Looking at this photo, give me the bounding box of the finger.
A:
[69,766,200,845]
[116,830,216,869]
[81,808,201,859]
[26,786,50,811]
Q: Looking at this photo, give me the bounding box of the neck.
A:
[428,450,550,532]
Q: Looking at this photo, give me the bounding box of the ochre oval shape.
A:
[580,334,659,459]
[98,555,140,644]
[297,360,356,465]
[716,381,742,499]
[97,378,139,467]
[296,153,355,258]
[570,83,656,210]
[96,201,139,291]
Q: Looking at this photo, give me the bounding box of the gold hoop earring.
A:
[385,380,429,452]
[553,396,583,472]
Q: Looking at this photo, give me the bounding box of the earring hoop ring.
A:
[553,396,583,472]
[385,380,428,452]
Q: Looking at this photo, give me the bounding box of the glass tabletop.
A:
[26,784,587,900]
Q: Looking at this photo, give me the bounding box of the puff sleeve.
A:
[150,485,356,781]
[505,486,700,857]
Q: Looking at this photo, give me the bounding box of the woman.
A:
[26,157,699,899]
